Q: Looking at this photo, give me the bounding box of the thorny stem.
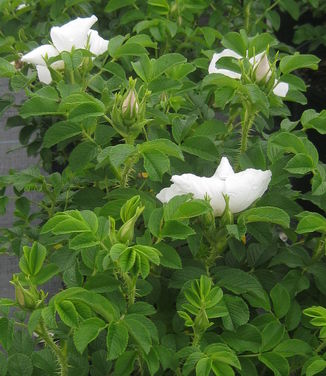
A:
[124,273,137,307]
[121,153,139,188]
[240,104,256,154]
[37,319,68,376]
[244,0,252,33]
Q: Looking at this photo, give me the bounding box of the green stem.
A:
[240,105,255,154]
[312,235,326,262]
[255,0,281,25]
[316,338,326,353]
[244,0,252,33]
[124,274,137,307]
[121,153,139,188]
[37,320,68,376]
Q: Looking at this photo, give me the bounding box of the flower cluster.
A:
[157,157,272,216]
[21,15,108,84]
[208,48,289,97]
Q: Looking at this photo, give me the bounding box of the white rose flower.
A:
[208,48,289,97]
[21,15,109,84]
[156,157,272,216]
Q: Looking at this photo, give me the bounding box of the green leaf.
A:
[304,306,326,326]
[285,153,315,174]
[133,245,161,265]
[124,316,152,354]
[303,110,326,134]
[119,248,136,272]
[274,339,312,357]
[73,317,106,354]
[142,149,170,181]
[68,101,105,121]
[0,353,7,376]
[222,294,249,331]
[172,200,212,220]
[55,300,79,328]
[296,212,326,234]
[84,273,120,293]
[205,343,241,369]
[112,43,148,58]
[114,351,137,376]
[32,264,59,285]
[132,55,153,82]
[238,207,290,228]
[268,132,306,159]
[161,220,195,239]
[103,61,127,80]
[258,352,289,376]
[182,136,218,161]
[19,95,59,118]
[152,53,186,80]
[7,354,33,376]
[138,139,184,160]
[97,144,136,169]
[270,283,291,319]
[0,57,15,77]
[261,321,285,352]
[43,121,82,148]
[248,33,276,55]
[107,321,129,360]
[222,324,262,353]
[69,142,98,171]
[0,318,13,350]
[105,0,135,12]
[196,358,212,376]
[306,358,326,376]
[222,31,247,56]
[155,243,182,269]
[280,53,320,74]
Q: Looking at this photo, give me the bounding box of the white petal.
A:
[254,54,272,82]
[16,3,27,10]
[51,15,98,52]
[88,30,109,56]
[208,49,242,77]
[158,173,226,216]
[156,183,184,203]
[249,52,264,66]
[51,60,65,70]
[21,44,59,66]
[224,169,272,213]
[36,65,52,84]
[213,157,235,180]
[273,81,289,97]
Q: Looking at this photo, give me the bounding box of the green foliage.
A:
[0,0,325,375]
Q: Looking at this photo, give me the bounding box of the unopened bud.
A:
[220,194,234,227]
[12,276,38,310]
[120,195,141,223]
[117,206,144,244]
[254,54,272,83]
[122,89,139,120]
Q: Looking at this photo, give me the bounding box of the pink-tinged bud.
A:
[122,90,139,119]
[254,54,272,83]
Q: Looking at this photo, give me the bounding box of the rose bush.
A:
[0,1,325,376]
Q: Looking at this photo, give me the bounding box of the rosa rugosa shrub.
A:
[0,3,325,376]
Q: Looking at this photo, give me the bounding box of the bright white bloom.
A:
[16,3,27,10]
[156,157,272,216]
[208,49,242,79]
[21,15,109,84]
[253,53,272,83]
[208,49,289,97]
